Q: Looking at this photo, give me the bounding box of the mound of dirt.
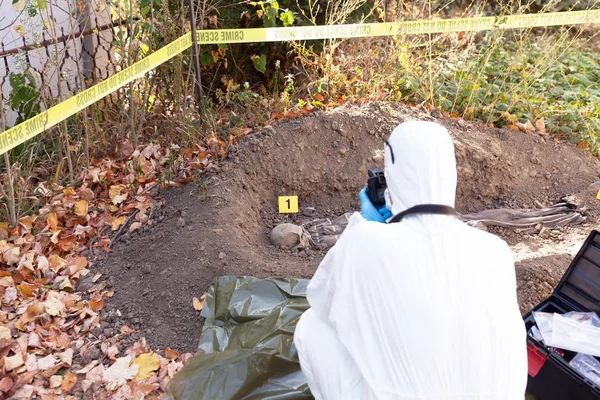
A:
[93,102,600,353]
[515,254,574,314]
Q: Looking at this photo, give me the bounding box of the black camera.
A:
[366,168,387,207]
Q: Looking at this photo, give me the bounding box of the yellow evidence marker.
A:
[597,189,600,200]
[279,196,299,213]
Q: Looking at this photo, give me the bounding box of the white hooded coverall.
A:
[294,121,528,399]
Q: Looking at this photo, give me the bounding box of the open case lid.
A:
[554,230,600,313]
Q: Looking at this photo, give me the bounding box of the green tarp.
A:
[164,276,314,400]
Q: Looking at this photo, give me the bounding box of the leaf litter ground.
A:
[2,102,600,398]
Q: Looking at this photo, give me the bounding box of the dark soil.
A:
[91,102,600,353]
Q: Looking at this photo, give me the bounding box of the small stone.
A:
[44,270,56,281]
[457,119,467,127]
[430,109,442,119]
[218,252,226,259]
[103,328,114,337]
[142,289,150,296]
[89,347,101,360]
[127,313,135,320]
[154,320,162,327]
[100,321,110,329]
[339,148,347,155]
[529,170,537,178]
[104,312,114,323]
[187,226,193,231]
[142,264,152,275]
[177,217,185,228]
[106,277,114,288]
[91,327,103,337]
[302,207,315,217]
[77,280,93,292]
[181,210,188,217]
[133,318,140,324]
[545,172,552,179]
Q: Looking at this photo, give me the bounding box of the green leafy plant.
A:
[8,72,41,124]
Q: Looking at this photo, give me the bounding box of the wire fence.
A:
[0,17,126,125]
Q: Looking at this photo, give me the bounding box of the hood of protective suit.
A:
[384,121,457,215]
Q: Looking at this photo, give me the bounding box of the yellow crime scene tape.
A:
[1,9,599,155]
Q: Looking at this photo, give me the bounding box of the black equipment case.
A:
[523,230,600,399]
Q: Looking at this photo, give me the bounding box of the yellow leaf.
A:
[109,205,119,212]
[17,282,37,299]
[109,185,123,200]
[63,187,76,196]
[14,25,25,36]
[61,372,77,392]
[132,352,160,382]
[48,212,58,230]
[74,200,88,217]
[111,216,128,231]
[192,293,207,311]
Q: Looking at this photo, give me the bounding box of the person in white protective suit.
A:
[294,120,528,400]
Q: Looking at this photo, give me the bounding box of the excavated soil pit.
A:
[93,103,600,353]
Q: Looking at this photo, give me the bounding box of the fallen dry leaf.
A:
[132,352,160,382]
[3,246,20,265]
[25,353,38,371]
[0,376,13,393]
[89,297,104,312]
[17,282,37,299]
[44,295,66,316]
[5,352,24,371]
[136,382,160,396]
[103,356,138,390]
[164,347,180,360]
[129,222,142,232]
[61,371,77,392]
[192,294,205,311]
[58,348,74,366]
[74,199,89,217]
[47,212,59,230]
[0,326,11,339]
[37,354,58,370]
[28,332,41,347]
[21,302,45,322]
[111,216,128,231]
[48,254,68,273]
[79,187,95,200]
[76,360,99,374]
[535,117,546,135]
[49,375,63,388]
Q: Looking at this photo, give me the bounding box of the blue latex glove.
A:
[359,187,392,222]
